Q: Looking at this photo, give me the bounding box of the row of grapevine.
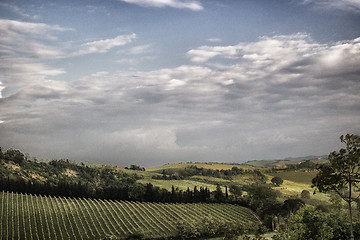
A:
[0,191,260,239]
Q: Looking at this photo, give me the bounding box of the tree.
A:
[283,198,304,217]
[301,190,310,199]
[273,205,355,240]
[271,176,283,186]
[312,134,360,240]
[214,184,224,202]
[229,184,242,196]
[247,184,277,218]
[4,148,24,165]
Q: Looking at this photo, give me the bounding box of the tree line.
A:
[0,148,234,204]
[154,165,267,182]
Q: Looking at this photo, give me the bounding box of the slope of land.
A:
[139,161,329,202]
[0,191,260,240]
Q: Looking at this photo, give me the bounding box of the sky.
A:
[0,0,360,167]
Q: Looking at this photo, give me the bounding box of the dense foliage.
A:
[312,134,360,240]
[273,205,360,240]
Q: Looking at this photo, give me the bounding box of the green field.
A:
[267,171,318,184]
[0,191,260,240]
[265,171,329,201]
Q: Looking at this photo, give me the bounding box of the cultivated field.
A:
[0,191,260,239]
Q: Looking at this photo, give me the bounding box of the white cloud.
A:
[129,44,151,54]
[0,82,4,98]
[75,34,136,55]
[207,38,222,43]
[120,0,203,11]
[187,44,241,62]
[0,19,72,59]
[0,19,72,37]
[0,58,65,93]
[0,19,72,97]
[302,0,360,12]
[187,33,320,64]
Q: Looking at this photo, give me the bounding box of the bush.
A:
[271,177,283,186]
[273,205,360,240]
[176,217,252,239]
[300,190,310,199]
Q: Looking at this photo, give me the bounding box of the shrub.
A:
[271,177,283,186]
[176,217,255,239]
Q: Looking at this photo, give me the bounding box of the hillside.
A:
[137,161,330,202]
[0,191,261,239]
[0,148,330,204]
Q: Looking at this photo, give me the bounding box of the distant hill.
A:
[245,155,328,168]
[283,155,328,161]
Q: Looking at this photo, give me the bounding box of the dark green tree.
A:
[214,184,224,202]
[247,184,277,218]
[271,176,283,186]
[283,198,304,217]
[4,148,24,165]
[312,134,360,240]
[229,184,242,196]
[301,190,310,199]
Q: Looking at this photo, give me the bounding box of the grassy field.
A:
[141,163,330,202]
[265,172,329,201]
[0,191,260,240]
[137,178,227,192]
[267,170,318,184]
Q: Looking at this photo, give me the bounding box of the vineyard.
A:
[0,191,260,239]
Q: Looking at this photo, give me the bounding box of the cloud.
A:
[115,56,157,65]
[302,0,360,12]
[86,5,111,15]
[75,34,136,55]
[207,38,222,43]
[119,0,203,11]
[0,19,72,59]
[0,19,72,37]
[0,19,72,97]
[1,33,359,165]
[0,19,137,99]
[187,33,320,63]
[0,3,40,19]
[129,44,151,54]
